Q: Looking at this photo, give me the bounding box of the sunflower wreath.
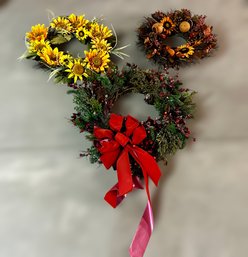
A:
[137,9,217,68]
[23,13,127,84]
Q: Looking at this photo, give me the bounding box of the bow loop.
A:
[98,140,120,154]
[125,115,140,136]
[100,149,120,169]
[131,126,147,145]
[109,113,124,132]
[94,127,114,139]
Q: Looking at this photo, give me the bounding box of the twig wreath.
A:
[137,9,217,68]
[22,9,217,257]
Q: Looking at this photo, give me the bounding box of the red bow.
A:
[94,114,161,205]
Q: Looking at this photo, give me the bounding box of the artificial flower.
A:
[84,49,110,73]
[65,58,88,83]
[91,38,112,52]
[75,27,89,41]
[50,16,72,32]
[176,44,195,58]
[26,24,48,42]
[68,14,89,31]
[89,24,112,40]
[160,16,175,35]
[59,54,73,66]
[28,39,50,53]
[38,46,64,66]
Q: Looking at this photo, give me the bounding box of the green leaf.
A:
[50,34,70,45]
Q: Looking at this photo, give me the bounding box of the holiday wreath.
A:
[22,9,217,257]
[71,63,195,256]
[137,9,217,68]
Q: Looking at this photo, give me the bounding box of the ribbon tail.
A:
[129,146,161,187]
[129,200,154,257]
[104,176,144,208]
[132,176,144,190]
[104,183,126,208]
[116,148,133,196]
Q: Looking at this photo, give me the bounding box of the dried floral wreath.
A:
[137,9,217,68]
[22,14,127,84]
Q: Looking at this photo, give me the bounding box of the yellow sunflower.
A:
[38,46,64,66]
[91,38,112,52]
[160,16,175,35]
[75,27,89,41]
[59,54,73,66]
[68,14,89,31]
[65,59,88,83]
[84,49,110,73]
[89,24,112,40]
[28,39,50,53]
[176,44,195,58]
[50,16,72,32]
[26,24,48,42]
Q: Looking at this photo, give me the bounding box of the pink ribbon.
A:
[129,200,154,257]
[104,176,144,208]
[104,177,154,257]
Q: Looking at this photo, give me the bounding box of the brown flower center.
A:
[63,58,69,65]
[57,22,68,30]
[180,47,189,53]
[36,43,45,51]
[79,31,85,37]
[50,54,57,61]
[92,56,102,67]
[164,22,172,29]
[73,63,84,75]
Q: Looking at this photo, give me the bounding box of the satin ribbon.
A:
[94,114,162,257]
[94,114,161,198]
[104,177,154,257]
[129,200,154,257]
[104,176,144,208]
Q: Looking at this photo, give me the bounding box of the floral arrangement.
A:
[137,9,217,68]
[23,14,127,84]
[22,10,217,257]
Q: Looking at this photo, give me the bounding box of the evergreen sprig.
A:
[71,64,196,176]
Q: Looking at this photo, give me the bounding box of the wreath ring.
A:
[24,14,126,84]
[71,64,196,180]
[137,9,217,68]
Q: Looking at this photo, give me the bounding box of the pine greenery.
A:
[71,64,196,171]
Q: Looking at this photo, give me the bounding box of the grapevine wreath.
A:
[22,9,217,257]
[137,9,217,68]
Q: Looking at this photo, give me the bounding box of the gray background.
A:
[1,0,248,256]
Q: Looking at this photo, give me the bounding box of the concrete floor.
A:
[0,0,248,256]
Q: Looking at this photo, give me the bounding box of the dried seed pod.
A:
[166,46,175,56]
[152,23,164,34]
[179,21,191,33]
